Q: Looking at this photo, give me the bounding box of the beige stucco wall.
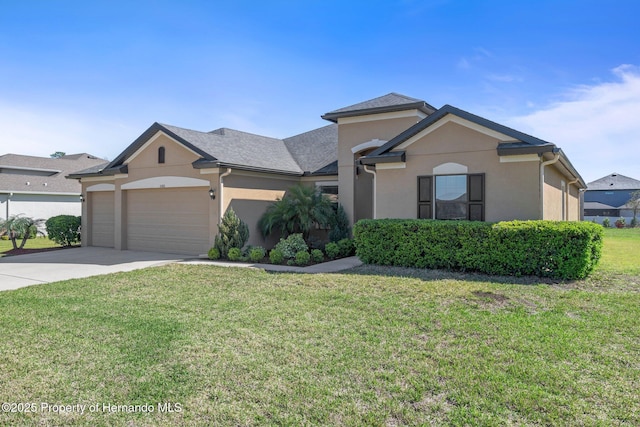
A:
[337,112,424,224]
[375,121,542,221]
[542,163,581,221]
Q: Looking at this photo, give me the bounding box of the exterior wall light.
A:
[80,194,85,202]
[209,188,216,200]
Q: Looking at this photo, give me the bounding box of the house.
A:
[584,173,640,223]
[0,153,106,223]
[68,93,586,255]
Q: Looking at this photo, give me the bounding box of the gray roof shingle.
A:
[283,124,338,174]
[587,173,640,191]
[0,153,107,194]
[321,93,436,122]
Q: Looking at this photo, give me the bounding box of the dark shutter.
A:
[417,176,432,219]
[467,174,484,221]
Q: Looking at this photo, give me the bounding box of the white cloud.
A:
[506,65,640,183]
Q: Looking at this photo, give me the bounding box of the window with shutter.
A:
[417,173,485,221]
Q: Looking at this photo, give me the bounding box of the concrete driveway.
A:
[0,247,187,291]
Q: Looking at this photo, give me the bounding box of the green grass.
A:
[0,236,61,253]
[0,230,638,426]
[598,227,640,275]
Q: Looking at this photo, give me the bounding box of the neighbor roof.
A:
[587,173,640,191]
[0,153,106,194]
[321,92,436,122]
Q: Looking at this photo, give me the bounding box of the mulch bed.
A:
[1,246,78,257]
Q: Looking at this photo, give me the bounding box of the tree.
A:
[214,208,249,258]
[259,184,334,241]
[0,215,44,249]
[50,152,66,159]
[628,190,640,227]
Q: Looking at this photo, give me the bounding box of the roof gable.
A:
[587,173,640,190]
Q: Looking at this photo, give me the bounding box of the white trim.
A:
[376,162,407,170]
[351,139,387,154]
[121,176,209,190]
[125,131,201,164]
[338,109,427,125]
[87,183,115,192]
[315,180,339,187]
[199,168,222,175]
[499,154,539,163]
[433,162,468,175]
[396,114,514,150]
[81,175,119,183]
[0,191,80,196]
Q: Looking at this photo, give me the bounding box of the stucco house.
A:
[68,93,586,255]
[1,153,106,224]
[584,173,640,223]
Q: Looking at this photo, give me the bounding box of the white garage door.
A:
[126,188,210,255]
[91,192,115,248]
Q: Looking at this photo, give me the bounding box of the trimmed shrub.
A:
[325,242,340,260]
[354,219,603,280]
[207,247,220,260]
[45,215,81,246]
[227,247,242,261]
[249,246,266,262]
[337,238,355,258]
[295,250,311,266]
[311,248,324,263]
[602,217,611,228]
[269,249,284,264]
[214,208,249,258]
[274,233,308,259]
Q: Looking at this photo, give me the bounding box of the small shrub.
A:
[269,249,284,264]
[45,215,81,246]
[615,218,626,228]
[274,233,308,259]
[329,204,351,242]
[227,247,242,261]
[602,217,611,228]
[311,249,324,263]
[249,246,266,262]
[337,238,355,257]
[325,242,340,259]
[214,208,249,258]
[295,250,311,266]
[631,217,638,228]
[287,259,296,266]
[207,247,220,260]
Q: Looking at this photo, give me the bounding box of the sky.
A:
[0,0,639,184]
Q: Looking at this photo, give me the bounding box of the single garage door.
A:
[91,192,115,248]
[127,187,210,255]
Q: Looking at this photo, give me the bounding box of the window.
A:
[318,184,339,203]
[418,174,484,220]
[158,146,166,164]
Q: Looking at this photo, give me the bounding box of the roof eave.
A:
[321,102,435,123]
[359,151,406,165]
[192,160,303,176]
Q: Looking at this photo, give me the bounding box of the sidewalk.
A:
[181,256,363,273]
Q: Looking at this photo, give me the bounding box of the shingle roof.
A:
[587,173,640,191]
[0,153,106,194]
[321,93,436,122]
[283,124,338,174]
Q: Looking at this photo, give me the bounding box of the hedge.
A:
[353,219,603,279]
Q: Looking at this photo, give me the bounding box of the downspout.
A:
[539,152,560,219]
[218,168,232,224]
[362,165,377,219]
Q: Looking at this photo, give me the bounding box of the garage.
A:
[126,187,210,255]
[90,191,115,248]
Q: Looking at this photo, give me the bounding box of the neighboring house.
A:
[68,93,586,255]
[584,173,640,223]
[0,153,106,224]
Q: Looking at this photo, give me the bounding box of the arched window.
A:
[158,146,165,164]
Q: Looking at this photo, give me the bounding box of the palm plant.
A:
[259,184,334,241]
[0,214,45,250]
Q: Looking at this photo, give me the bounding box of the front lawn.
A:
[0,229,638,425]
[0,237,61,255]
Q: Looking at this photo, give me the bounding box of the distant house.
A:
[69,93,586,255]
[0,153,107,223]
[584,173,640,223]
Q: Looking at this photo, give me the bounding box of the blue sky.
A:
[1,0,639,183]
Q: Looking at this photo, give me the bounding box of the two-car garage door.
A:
[127,188,210,255]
